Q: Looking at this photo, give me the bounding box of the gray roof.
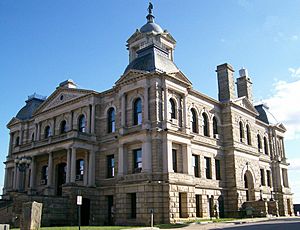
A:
[255,104,278,125]
[124,44,179,74]
[140,22,163,33]
[16,97,45,120]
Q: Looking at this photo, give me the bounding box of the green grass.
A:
[195,218,243,223]
[11,227,137,230]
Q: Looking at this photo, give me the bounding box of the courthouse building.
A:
[0,4,294,226]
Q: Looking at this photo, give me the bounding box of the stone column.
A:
[70,147,77,183]
[118,144,127,176]
[164,139,173,173]
[163,87,168,124]
[88,150,95,187]
[182,95,188,133]
[182,144,193,175]
[29,156,36,189]
[13,165,18,190]
[91,105,95,134]
[144,86,149,123]
[66,148,71,183]
[121,94,126,127]
[84,151,89,186]
[47,152,53,187]
[142,135,152,173]
[3,167,9,193]
[8,133,13,156]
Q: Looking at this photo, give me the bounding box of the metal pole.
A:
[78,205,81,230]
[150,209,153,228]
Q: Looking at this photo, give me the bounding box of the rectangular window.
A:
[205,157,212,179]
[266,170,271,187]
[282,168,289,187]
[192,155,199,177]
[196,194,202,217]
[133,149,142,173]
[260,169,265,186]
[215,159,221,180]
[130,193,136,219]
[107,155,115,178]
[179,193,188,218]
[172,149,177,172]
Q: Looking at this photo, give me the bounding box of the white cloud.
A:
[264,76,300,140]
[289,158,300,171]
[290,35,299,41]
[288,67,300,78]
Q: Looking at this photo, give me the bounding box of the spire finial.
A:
[146,2,155,23]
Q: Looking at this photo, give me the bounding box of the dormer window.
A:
[169,98,176,120]
[78,115,86,133]
[133,98,142,125]
[60,120,67,134]
[44,126,51,139]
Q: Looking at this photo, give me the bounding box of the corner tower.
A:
[124,3,179,74]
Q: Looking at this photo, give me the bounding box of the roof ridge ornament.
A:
[146,2,155,23]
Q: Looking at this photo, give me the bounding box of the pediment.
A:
[7,117,21,127]
[277,123,287,132]
[34,88,94,114]
[115,70,146,85]
[169,71,192,87]
[233,97,259,115]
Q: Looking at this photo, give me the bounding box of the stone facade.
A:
[1,4,294,227]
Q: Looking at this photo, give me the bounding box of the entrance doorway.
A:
[244,170,255,201]
[81,198,90,226]
[287,199,292,215]
[107,195,114,225]
[56,163,66,196]
[218,195,225,218]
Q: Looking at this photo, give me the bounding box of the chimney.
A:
[236,68,253,103]
[216,63,236,102]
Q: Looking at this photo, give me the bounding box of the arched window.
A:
[246,124,251,145]
[213,117,218,136]
[76,159,84,181]
[107,108,116,133]
[41,165,48,184]
[202,113,209,137]
[264,137,269,155]
[60,120,67,134]
[78,115,86,132]
[133,98,142,125]
[15,136,20,146]
[191,108,198,133]
[257,134,262,151]
[44,126,51,139]
[31,133,35,142]
[239,121,244,142]
[169,98,176,119]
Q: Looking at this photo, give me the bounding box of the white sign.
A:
[77,195,82,205]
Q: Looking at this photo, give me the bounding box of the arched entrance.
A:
[244,170,255,201]
[81,198,90,226]
[56,163,66,196]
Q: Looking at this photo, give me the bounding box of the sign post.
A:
[77,194,82,230]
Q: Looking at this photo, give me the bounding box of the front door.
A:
[107,195,114,225]
[81,198,90,226]
[56,163,66,196]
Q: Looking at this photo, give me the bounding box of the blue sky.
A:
[0,0,300,203]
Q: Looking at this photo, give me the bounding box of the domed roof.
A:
[140,22,163,33]
[16,94,45,120]
[140,2,163,34]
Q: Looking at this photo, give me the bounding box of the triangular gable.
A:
[233,97,259,115]
[277,123,287,132]
[168,71,192,87]
[7,117,21,127]
[115,70,147,85]
[34,88,94,115]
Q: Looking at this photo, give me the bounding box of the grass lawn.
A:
[155,223,188,229]
[11,227,138,230]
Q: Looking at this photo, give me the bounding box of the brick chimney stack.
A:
[236,68,253,103]
[216,63,236,102]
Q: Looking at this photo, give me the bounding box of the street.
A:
[170,217,300,230]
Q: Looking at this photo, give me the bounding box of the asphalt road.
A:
[171,217,300,230]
